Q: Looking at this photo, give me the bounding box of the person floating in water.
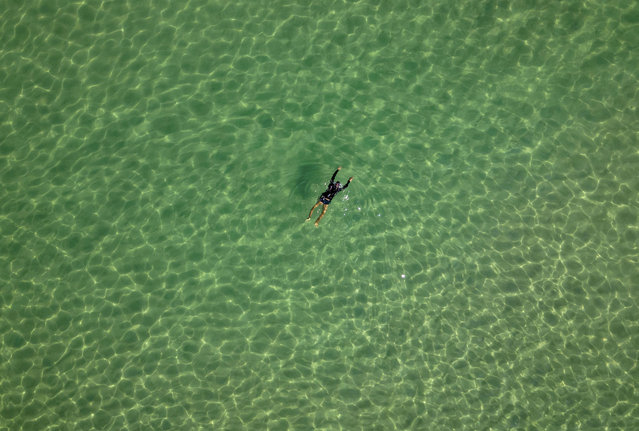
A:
[306,166,353,227]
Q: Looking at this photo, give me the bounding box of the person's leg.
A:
[306,201,321,221]
[314,204,328,226]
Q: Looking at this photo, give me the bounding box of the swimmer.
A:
[306,166,353,227]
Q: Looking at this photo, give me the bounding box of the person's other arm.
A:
[329,166,341,184]
[342,176,353,190]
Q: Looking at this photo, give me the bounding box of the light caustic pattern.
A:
[1,0,638,429]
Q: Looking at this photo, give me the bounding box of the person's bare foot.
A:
[314,221,319,227]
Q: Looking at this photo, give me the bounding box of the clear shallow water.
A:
[1,0,638,429]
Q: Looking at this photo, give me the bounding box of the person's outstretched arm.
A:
[329,166,341,184]
[342,176,353,190]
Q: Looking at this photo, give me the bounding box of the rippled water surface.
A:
[2,0,638,429]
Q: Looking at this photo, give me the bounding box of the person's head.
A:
[336,181,341,188]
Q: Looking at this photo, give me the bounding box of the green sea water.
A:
[1,0,638,429]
